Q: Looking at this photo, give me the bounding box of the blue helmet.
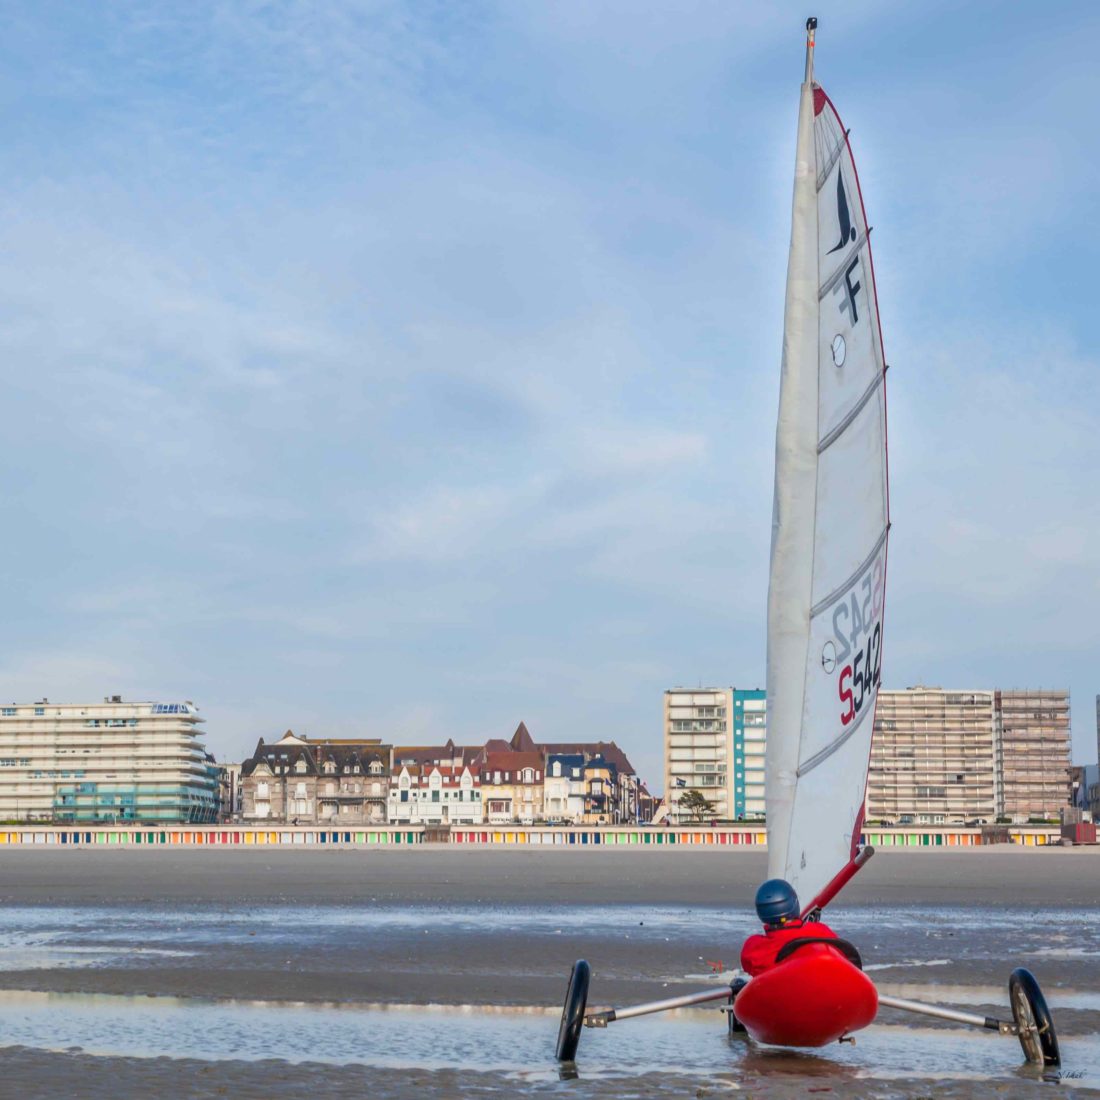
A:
[755,879,799,927]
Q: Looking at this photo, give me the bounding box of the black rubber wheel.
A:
[727,977,748,1035]
[1009,967,1059,1067]
[556,959,591,1063]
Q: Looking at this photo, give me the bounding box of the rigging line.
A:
[817,371,884,454]
[796,694,875,778]
[810,525,889,619]
[815,130,850,191]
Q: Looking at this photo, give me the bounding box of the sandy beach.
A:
[2,844,1097,906]
[0,848,1096,1098]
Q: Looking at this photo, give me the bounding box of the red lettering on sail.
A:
[839,666,854,725]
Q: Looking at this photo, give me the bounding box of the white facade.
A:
[0,697,217,823]
[387,765,483,825]
[544,756,585,822]
[664,689,734,822]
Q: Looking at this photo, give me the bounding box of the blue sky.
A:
[1,2,1098,790]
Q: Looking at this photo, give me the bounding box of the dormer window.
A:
[369,761,382,775]
[324,760,336,774]
[294,759,307,774]
[553,762,561,777]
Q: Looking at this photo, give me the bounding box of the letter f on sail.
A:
[827,171,856,254]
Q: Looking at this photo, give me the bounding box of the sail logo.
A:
[826,170,863,326]
[835,259,862,326]
[827,170,856,254]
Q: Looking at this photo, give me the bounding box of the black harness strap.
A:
[773,936,864,970]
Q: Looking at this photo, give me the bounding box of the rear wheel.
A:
[1009,967,1059,1066]
[556,960,591,1062]
[727,977,748,1035]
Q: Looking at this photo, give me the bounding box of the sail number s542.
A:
[832,558,884,726]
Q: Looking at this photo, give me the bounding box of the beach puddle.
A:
[0,989,1097,1089]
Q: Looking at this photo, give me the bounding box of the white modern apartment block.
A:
[664,688,734,822]
[0,697,218,823]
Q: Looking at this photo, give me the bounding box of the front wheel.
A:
[1009,967,1059,1066]
[556,959,591,1062]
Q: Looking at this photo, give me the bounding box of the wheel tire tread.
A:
[1009,967,1059,1067]
[556,959,591,1063]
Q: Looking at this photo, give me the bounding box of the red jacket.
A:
[740,919,837,976]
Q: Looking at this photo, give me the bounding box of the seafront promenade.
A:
[0,821,1074,849]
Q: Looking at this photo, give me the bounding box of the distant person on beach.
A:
[740,879,837,976]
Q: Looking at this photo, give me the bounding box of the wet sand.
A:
[1,845,1097,906]
[0,848,1096,1097]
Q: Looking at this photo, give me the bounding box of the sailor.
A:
[740,878,837,976]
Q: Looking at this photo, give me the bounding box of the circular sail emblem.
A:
[831,334,846,367]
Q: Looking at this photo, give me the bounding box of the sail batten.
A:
[766,60,890,904]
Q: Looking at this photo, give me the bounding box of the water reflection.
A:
[0,990,1095,1089]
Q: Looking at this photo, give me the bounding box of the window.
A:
[34,707,44,716]
[0,708,15,717]
[294,759,307,774]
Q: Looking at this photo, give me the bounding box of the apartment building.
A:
[868,689,997,824]
[664,688,734,822]
[995,690,1072,821]
[665,685,1073,826]
[0,697,218,823]
[733,690,767,819]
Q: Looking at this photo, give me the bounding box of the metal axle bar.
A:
[585,986,733,1027]
[877,993,1014,1034]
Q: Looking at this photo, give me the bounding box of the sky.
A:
[1,1,1098,792]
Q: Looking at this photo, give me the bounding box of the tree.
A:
[679,789,715,822]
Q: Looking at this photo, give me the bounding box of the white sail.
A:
[766,23,889,904]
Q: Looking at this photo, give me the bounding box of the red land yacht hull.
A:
[733,944,878,1048]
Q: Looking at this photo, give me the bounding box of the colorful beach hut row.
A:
[0,828,421,846]
[0,824,1064,847]
[449,827,768,846]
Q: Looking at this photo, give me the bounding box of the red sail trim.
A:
[816,86,891,855]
